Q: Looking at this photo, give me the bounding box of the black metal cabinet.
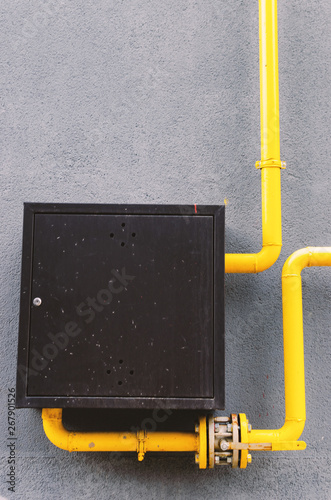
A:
[16,203,224,410]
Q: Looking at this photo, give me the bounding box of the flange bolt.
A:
[220,440,230,451]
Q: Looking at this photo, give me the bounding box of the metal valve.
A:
[208,414,252,469]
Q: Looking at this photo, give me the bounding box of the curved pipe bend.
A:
[42,409,70,451]
[42,408,140,452]
[225,243,281,274]
[225,0,283,274]
[248,246,331,445]
[282,246,331,276]
[42,408,200,456]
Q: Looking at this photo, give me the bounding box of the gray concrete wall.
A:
[0,1,330,498]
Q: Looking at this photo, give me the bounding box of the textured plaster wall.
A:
[0,1,330,499]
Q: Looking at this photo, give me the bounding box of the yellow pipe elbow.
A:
[42,409,70,451]
[225,0,283,274]
[248,420,306,445]
[225,166,282,273]
[246,247,331,449]
[225,244,281,274]
[278,420,306,442]
[42,408,139,452]
[283,247,331,276]
[256,245,282,272]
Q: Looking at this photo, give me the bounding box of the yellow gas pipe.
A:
[42,248,331,466]
[240,248,331,456]
[225,0,285,274]
[42,410,207,468]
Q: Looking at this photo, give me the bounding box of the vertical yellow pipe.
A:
[282,274,306,430]
[260,0,280,161]
[225,0,284,274]
[247,247,331,445]
[259,0,282,261]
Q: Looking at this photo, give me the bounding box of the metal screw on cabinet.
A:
[33,297,42,307]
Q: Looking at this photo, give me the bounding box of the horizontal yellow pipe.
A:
[225,0,283,274]
[42,408,199,454]
[145,433,199,453]
[248,247,331,445]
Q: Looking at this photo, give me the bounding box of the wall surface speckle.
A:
[0,1,330,499]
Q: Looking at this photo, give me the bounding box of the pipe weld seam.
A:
[262,243,282,248]
[253,259,257,273]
